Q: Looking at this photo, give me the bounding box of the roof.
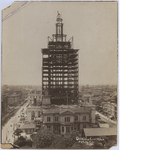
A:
[19,123,35,129]
[35,117,42,121]
[91,124,99,128]
[84,127,117,137]
[83,94,92,97]
[43,107,91,114]
[43,108,60,114]
[111,103,117,107]
[60,109,75,114]
[99,123,109,128]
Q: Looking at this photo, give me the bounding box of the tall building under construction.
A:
[41,13,79,105]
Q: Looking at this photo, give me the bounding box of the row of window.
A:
[47,125,59,131]
[25,129,34,133]
[47,116,58,122]
[47,125,86,133]
[46,116,87,122]
[30,96,41,99]
[62,124,86,133]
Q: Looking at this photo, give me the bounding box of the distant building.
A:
[90,99,98,105]
[1,94,8,113]
[22,91,28,100]
[7,93,20,106]
[15,91,23,103]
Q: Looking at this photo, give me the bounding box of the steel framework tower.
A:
[41,13,79,105]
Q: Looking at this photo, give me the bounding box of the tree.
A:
[32,129,58,148]
[93,136,109,149]
[13,129,23,138]
[93,141,104,149]
[32,129,80,149]
[14,136,26,147]
[49,131,79,149]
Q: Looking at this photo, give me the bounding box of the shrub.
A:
[14,136,26,147]
[14,136,33,147]
[25,140,32,147]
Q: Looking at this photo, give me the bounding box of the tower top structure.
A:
[56,11,63,23]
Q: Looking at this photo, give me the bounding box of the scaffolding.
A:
[41,13,79,105]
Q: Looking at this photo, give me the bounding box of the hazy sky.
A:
[2,1,118,86]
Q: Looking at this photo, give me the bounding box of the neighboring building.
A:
[83,94,92,104]
[41,13,79,105]
[26,105,96,135]
[90,96,101,105]
[28,90,42,105]
[27,106,42,123]
[7,93,20,106]
[42,89,51,106]
[102,102,117,118]
[83,127,117,138]
[42,107,92,134]
[19,123,36,135]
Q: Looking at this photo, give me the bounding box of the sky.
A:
[2,1,118,86]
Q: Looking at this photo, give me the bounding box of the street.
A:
[1,100,30,144]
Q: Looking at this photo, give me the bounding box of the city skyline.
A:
[2,2,117,86]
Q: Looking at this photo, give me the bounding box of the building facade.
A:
[26,105,96,135]
[41,13,79,105]
[27,106,42,123]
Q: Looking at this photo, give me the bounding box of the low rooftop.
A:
[19,123,35,129]
[99,123,110,128]
[43,106,92,114]
[84,127,117,137]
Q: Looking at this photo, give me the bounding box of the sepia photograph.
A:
[1,1,118,149]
